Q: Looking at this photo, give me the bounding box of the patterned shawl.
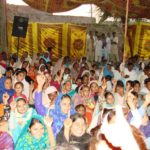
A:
[50,93,76,137]
[0,76,15,103]
[15,115,50,150]
[0,131,14,150]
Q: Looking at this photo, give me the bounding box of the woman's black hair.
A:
[61,94,71,101]
[29,118,43,129]
[75,104,86,111]
[144,78,150,85]
[104,91,113,99]
[46,61,52,66]
[101,108,115,121]
[6,67,14,74]
[15,81,24,88]
[70,113,86,123]
[116,80,124,88]
[107,110,116,122]
[15,69,24,76]
[16,97,26,103]
[5,77,12,82]
[90,70,95,74]
[126,80,134,87]
[63,80,71,86]
[21,68,27,74]
[127,62,133,67]
[39,57,46,64]
[82,74,89,80]
[64,68,71,74]
[80,84,89,91]
[10,57,17,62]
[105,75,112,81]
[133,80,140,86]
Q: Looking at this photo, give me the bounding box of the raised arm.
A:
[34,75,47,116]
[2,92,10,105]
[58,65,65,84]
[28,81,34,105]
[143,93,150,109]
[44,116,55,148]
[126,92,142,128]
[63,117,72,142]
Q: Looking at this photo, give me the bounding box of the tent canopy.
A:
[23,0,150,19]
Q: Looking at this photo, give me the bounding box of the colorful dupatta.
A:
[50,93,76,137]
[0,131,14,150]
[15,115,50,150]
[9,101,37,144]
[0,77,15,103]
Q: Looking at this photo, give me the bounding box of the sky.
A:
[7,0,97,19]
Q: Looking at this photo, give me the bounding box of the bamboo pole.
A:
[123,0,130,64]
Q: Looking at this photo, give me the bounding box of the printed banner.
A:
[138,24,150,58]
[67,24,86,58]
[7,23,87,60]
[37,23,63,60]
[126,22,150,59]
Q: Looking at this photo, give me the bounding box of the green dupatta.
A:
[15,115,50,150]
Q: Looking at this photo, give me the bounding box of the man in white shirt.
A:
[94,35,102,62]
[124,62,137,83]
[106,33,111,61]
[93,31,98,43]
[138,65,150,88]
[112,65,122,81]
[23,51,32,64]
[140,78,150,95]
[111,32,119,62]
[86,31,95,63]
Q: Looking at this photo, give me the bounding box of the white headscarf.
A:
[101,105,140,150]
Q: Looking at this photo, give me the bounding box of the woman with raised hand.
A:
[74,85,95,124]
[127,91,150,149]
[0,76,15,104]
[51,94,76,137]
[127,91,150,127]
[57,113,91,150]
[35,74,76,137]
[34,74,58,116]
[15,115,55,150]
[100,105,146,150]
[8,97,37,143]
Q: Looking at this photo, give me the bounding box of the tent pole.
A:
[123,0,129,64]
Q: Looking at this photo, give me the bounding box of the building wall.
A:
[7,4,96,24]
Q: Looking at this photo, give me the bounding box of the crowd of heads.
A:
[0,49,150,149]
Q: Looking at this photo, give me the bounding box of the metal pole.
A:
[17,37,20,58]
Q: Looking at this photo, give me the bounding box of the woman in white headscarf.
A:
[100,105,146,150]
[38,64,47,75]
